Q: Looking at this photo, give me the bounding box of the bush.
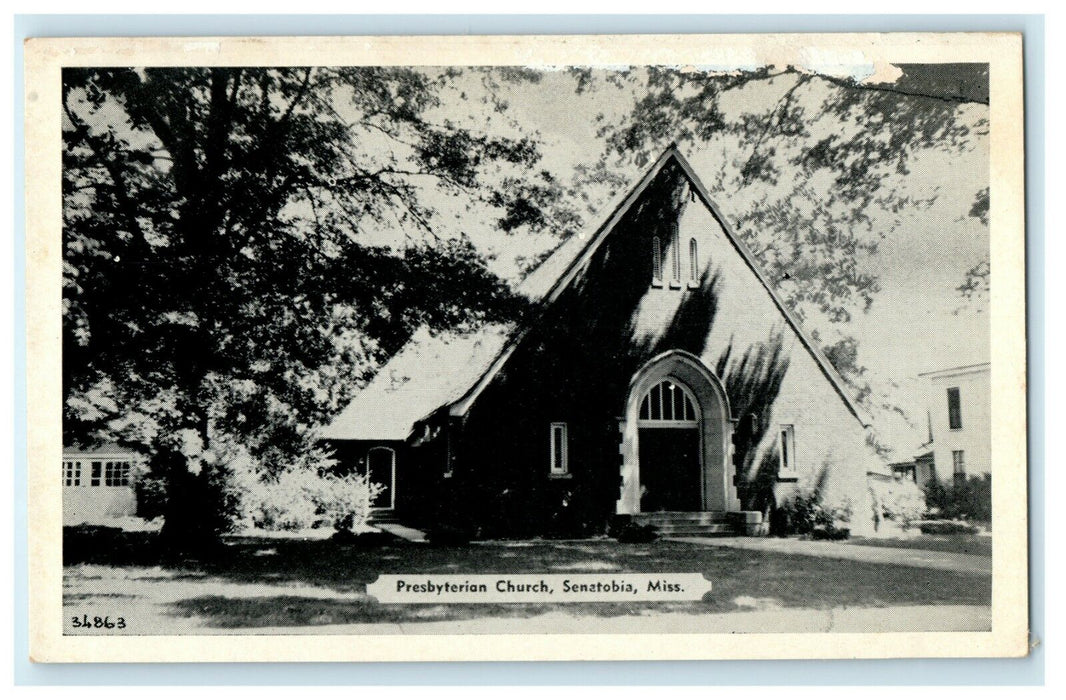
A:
[239,468,383,533]
[918,520,980,535]
[870,477,926,529]
[811,526,851,541]
[612,523,658,543]
[924,474,991,522]
[777,489,852,536]
[225,441,383,534]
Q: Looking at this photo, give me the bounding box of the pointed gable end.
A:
[323,145,869,442]
[447,146,868,427]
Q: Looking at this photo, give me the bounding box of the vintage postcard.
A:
[25,32,1028,662]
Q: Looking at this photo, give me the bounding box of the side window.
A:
[550,422,569,475]
[688,238,699,284]
[63,460,81,486]
[947,387,962,429]
[90,461,102,487]
[778,426,796,474]
[104,461,131,487]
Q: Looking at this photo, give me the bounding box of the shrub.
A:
[239,468,383,533]
[225,441,383,534]
[924,474,991,522]
[870,478,926,529]
[811,526,851,541]
[778,489,847,535]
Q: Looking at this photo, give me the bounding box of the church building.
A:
[321,147,883,538]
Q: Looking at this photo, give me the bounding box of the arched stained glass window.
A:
[638,379,699,424]
[651,236,662,282]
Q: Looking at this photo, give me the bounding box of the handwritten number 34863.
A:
[71,615,126,630]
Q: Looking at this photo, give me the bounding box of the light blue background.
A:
[13,13,1044,686]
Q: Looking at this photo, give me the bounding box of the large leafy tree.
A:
[62,67,557,548]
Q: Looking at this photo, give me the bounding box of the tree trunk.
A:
[155,438,225,556]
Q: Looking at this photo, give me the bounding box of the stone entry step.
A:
[367,509,401,525]
[630,510,765,537]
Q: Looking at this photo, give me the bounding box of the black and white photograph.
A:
[26,32,1028,661]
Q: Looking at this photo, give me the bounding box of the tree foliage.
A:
[956,187,991,308]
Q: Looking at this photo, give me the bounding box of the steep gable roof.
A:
[321,146,868,441]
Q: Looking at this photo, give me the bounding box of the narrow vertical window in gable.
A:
[671,223,681,282]
[651,236,663,284]
[689,237,698,283]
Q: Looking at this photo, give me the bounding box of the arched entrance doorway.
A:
[637,378,702,511]
[616,350,739,514]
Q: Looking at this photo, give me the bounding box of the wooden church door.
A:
[636,378,704,511]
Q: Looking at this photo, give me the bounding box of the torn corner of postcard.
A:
[25,31,1028,663]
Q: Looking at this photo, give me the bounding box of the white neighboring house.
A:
[62,444,143,525]
[918,362,991,484]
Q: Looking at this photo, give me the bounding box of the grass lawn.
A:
[63,530,991,631]
[847,534,992,557]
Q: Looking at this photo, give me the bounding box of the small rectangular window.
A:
[90,461,102,487]
[952,450,966,475]
[550,422,569,475]
[947,387,962,429]
[689,238,698,282]
[779,425,796,473]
